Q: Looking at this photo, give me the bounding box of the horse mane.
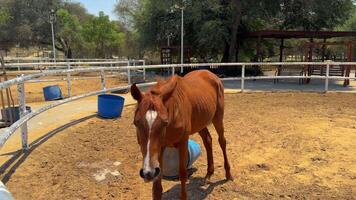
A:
[148,75,186,122]
[163,76,185,122]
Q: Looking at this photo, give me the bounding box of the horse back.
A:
[182,70,224,133]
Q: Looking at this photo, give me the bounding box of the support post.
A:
[17,76,28,150]
[278,38,284,76]
[321,38,327,62]
[100,69,106,91]
[17,59,20,71]
[256,36,261,62]
[66,61,71,97]
[241,65,245,92]
[325,63,330,93]
[344,41,352,86]
[50,20,56,63]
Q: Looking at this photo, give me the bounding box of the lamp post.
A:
[49,9,56,62]
[180,6,184,74]
[167,33,173,47]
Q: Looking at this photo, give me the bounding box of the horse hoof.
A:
[202,178,212,185]
[226,176,234,182]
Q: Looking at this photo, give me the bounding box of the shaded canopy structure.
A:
[239,30,356,86]
[238,30,356,62]
[239,30,356,39]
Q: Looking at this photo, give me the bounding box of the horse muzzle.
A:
[139,167,161,182]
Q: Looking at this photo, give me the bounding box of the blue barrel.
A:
[43,85,62,101]
[97,94,125,118]
[162,139,201,180]
[1,106,31,123]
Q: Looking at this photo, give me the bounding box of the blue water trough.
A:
[97,94,125,118]
[1,106,32,124]
[43,85,63,101]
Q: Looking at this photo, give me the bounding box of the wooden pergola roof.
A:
[239,30,356,39]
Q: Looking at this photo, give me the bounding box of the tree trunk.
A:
[58,37,74,59]
[221,40,230,62]
[228,0,242,62]
[67,47,73,58]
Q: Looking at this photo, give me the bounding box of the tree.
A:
[62,2,91,23]
[0,0,62,46]
[0,8,10,25]
[280,0,354,31]
[81,12,125,58]
[56,8,83,58]
[0,0,129,58]
[114,0,139,29]
[115,0,354,62]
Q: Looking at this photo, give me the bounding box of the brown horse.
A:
[130,70,233,200]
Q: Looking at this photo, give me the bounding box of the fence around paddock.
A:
[0,61,355,154]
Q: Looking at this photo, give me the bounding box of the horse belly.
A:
[183,70,222,134]
[189,93,217,134]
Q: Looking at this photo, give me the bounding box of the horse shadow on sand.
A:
[163,171,228,200]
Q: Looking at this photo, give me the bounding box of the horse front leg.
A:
[152,147,165,200]
[178,139,188,200]
[152,178,162,200]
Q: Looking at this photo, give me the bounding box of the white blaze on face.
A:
[143,110,158,172]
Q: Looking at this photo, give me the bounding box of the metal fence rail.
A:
[0,61,355,152]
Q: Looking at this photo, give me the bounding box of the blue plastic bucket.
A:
[97,94,125,118]
[162,139,201,179]
[1,106,31,123]
[43,85,62,101]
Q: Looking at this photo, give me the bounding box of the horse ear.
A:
[160,76,178,101]
[130,83,142,102]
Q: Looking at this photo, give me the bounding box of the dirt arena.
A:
[1,93,356,199]
[6,73,127,103]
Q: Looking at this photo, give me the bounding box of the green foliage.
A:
[81,12,125,58]
[280,0,354,31]
[0,0,61,45]
[56,8,83,57]
[116,0,355,62]
[0,8,10,25]
[0,0,128,58]
[339,5,356,31]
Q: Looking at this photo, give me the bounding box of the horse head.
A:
[130,76,177,182]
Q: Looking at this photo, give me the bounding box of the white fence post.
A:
[325,63,330,92]
[66,61,71,97]
[127,61,131,85]
[241,65,245,92]
[17,75,28,150]
[143,60,146,81]
[100,69,106,91]
[17,59,20,71]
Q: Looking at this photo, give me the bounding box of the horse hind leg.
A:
[198,128,214,184]
[212,116,233,181]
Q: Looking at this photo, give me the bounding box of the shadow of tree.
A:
[163,176,228,200]
[0,114,96,184]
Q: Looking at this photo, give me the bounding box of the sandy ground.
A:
[1,93,356,199]
[0,93,136,165]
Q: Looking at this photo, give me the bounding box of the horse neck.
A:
[165,78,188,123]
